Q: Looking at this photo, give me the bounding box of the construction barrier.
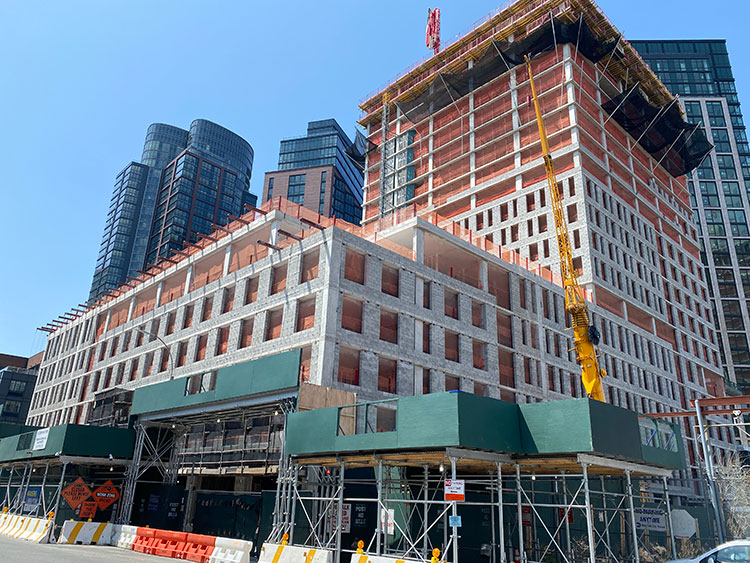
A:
[351,555,423,563]
[58,520,113,545]
[0,513,53,543]
[53,519,253,563]
[209,537,253,563]
[183,532,216,562]
[259,542,334,563]
[151,529,188,559]
[132,527,157,553]
[110,524,139,550]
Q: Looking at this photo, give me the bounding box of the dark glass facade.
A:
[90,162,150,299]
[89,120,256,300]
[0,366,37,424]
[632,40,750,391]
[265,119,364,224]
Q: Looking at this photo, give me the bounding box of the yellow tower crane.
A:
[525,56,607,402]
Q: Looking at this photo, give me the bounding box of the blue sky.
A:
[0,1,748,357]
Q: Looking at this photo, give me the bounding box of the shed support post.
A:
[37,462,49,517]
[290,464,298,544]
[582,462,596,563]
[450,457,458,563]
[119,423,146,524]
[335,461,345,563]
[515,464,524,563]
[497,463,506,563]
[626,470,641,563]
[423,465,429,557]
[696,400,725,543]
[48,461,68,541]
[376,458,383,555]
[663,476,677,561]
[600,475,612,561]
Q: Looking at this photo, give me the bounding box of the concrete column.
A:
[127,297,136,322]
[223,244,233,276]
[413,227,425,264]
[227,319,242,355]
[154,281,164,309]
[429,369,445,392]
[184,265,194,296]
[397,360,413,395]
[252,310,267,349]
[359,350,378,391]
[480,259,489,292]
[414,366,425,395]
[269,220,281,254]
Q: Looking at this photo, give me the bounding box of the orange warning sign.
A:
[61,477,92,510]
[79,500,97,519]
[93,480,120,510]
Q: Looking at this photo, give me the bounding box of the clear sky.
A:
[0,0,748,357]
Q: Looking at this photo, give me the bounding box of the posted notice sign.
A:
[32,428,50,451]
[444,479,465,502]
[634,508,667,532]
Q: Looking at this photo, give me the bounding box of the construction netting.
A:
[602,86,713,177]
[396,17,619,124]
[390,14,709,177]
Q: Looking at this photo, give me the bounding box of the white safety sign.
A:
[444,479,465,502]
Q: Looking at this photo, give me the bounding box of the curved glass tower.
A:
[89,120,256,301]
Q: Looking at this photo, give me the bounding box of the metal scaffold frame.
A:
[118,422,177,524]
[267,449,686,563]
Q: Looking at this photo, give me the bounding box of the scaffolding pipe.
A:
[600,475,611,562]
[515,465,525,563]
[561,475,571,560]
[290,464,299,544]
[423,465,429,557]
[450,458,458,563]
[38,462,49,517]
[335,462,345,563]
[663,476,677,561]
[626,471,641,563]
[695,399,725,543]
[50,462,68,541]
[490,471,496,563]
[377,458,383,555]
[582,463,596,563]
[497,463,506,563]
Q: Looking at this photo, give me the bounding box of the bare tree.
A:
[714,453,750,539]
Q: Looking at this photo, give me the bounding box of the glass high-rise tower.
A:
[632,40,750,391]
[89,120,256,301]
[263,119,365,224]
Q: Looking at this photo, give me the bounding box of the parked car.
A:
[667,540,750,563]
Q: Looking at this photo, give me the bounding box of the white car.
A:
[667,540,750,563]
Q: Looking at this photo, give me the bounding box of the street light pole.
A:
[136,326,175,380]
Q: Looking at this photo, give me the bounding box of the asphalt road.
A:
[0,534,174,562]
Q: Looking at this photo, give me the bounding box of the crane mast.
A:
[525,56,606,402]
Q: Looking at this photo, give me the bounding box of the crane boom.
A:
[525,56,606,402]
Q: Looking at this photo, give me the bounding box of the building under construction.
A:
[26,0,742,553]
